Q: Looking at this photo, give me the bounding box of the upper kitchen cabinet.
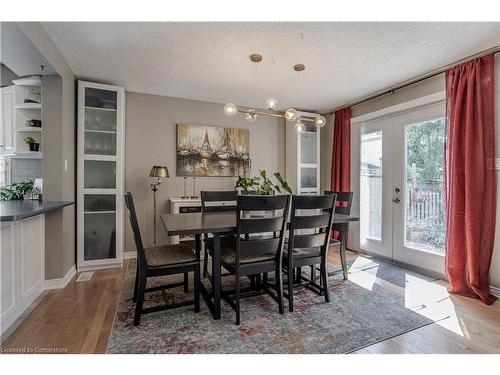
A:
[77,81,125,271]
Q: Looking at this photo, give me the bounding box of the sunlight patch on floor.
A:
[404,275,466,337]
[348,265,379,291]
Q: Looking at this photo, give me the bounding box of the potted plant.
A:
[24,136,40,152]
[235,169,293,195]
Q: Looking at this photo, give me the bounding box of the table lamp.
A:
[149,165,169,246]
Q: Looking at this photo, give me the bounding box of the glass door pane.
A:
[84,160,116,189]
[84,211,116,260]
[301,132,317,164]
[404,118,445,254]
[360,131,383,240]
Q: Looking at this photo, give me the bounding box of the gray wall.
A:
[125,92,286,251]
[320,60,499,289]
[17,23,76,280]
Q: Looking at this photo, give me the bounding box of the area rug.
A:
[107,258,434,354]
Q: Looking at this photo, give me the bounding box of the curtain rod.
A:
[325,45,500,115]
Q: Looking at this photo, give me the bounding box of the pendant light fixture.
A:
[223,53,326,132]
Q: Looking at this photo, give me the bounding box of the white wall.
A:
[125,92,286,251]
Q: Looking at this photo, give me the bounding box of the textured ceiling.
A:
[42,22,500,112]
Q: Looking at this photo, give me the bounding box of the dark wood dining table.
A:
[161,211,359,320]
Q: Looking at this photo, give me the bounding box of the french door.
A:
[358,102,446,275]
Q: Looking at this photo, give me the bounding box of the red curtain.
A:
[444,54,497,305]
[331,107,351,192]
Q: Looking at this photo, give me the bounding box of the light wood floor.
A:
[2,251,499,354]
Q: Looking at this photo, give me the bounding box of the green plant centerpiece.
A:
[235,170,293,195]
[0,180,34,201]
[24,136,36,145]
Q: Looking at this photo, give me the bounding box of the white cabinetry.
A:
[285,111,321,195]
[0,86,18,156]
[1,215,45,336]
[168,198,201,244]
[77,81,125,271]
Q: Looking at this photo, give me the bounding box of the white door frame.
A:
[350,92,446,275]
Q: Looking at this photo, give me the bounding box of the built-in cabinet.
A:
[1,83,43,159]
[1,215,45,336]
[285,111,321,195]
[77,81,125,271]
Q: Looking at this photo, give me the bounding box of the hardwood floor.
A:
[1,261,129,354]
[1,251,499,354]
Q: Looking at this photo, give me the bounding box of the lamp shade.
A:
[149,166,169,178]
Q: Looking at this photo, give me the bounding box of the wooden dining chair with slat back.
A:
[284,194,337,312]
[200,191,238,279]
[218,194,290,325]
[324,191,354,279]
[124,192,200,326]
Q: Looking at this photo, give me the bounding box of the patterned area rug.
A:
[107,260,433,354]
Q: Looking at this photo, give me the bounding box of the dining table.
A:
[161,211,360,320]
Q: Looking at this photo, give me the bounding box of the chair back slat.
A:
[201,191,237,212]
[237,195,289,211]
[287,194,337,253]
[324,191,353,215]
[293,232,329,248]
[239,237,281,256]
[240,217,284,234]
[292,213,331,230]
[235,195,291,264]
[124,193,147,270]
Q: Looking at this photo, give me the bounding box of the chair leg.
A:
[296,267,302,283]
[194,265,200,313]
[321,261,330,303]
[310,265,317,282]
[339,243,348,280]
[276,265,284,315]
[133,270,146,326]
[184,272,189,293]
[250,275,256,288]
[203,249,209,278]
[263,272,268,283]
[288,267,294,312]
[133,261,139,303]
[235,272,241,325]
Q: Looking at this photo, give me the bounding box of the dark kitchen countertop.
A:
[0,200,74,222]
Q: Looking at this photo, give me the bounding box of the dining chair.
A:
[324,191,354,279]
[200,191,238,279]
[218,194,291,325]
[284,194,337,312]
[124,192,200,326]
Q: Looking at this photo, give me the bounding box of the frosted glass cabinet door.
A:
[84,211,116,261]
[301,132,317,164]
[84,160,116,189]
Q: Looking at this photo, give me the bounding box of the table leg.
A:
[212,233,221,319]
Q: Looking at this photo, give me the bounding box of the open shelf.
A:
[14,103,42,110]
[84,211,116,215]
[84,106,116,112]
[16,127,43,132]
[11,152,43,159]
[84,129,116,134]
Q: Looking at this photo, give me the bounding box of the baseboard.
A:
[490,286,500,298]
[123,251,136,259]
[44,265,76,290]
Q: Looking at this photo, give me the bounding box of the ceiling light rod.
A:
[237,108,318,122]
[223,53,327,131]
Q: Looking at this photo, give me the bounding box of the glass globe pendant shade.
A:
[295,120,305,133]
[245,110,257,122]
[285,108,298,121]
[265,97,278,110]
[223,103,238,117]
[314,115,326,127]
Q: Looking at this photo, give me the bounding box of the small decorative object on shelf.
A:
[182,177,188,199]
[23,136,40,152]
[23,88,41,104]
[190,177,198,199]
